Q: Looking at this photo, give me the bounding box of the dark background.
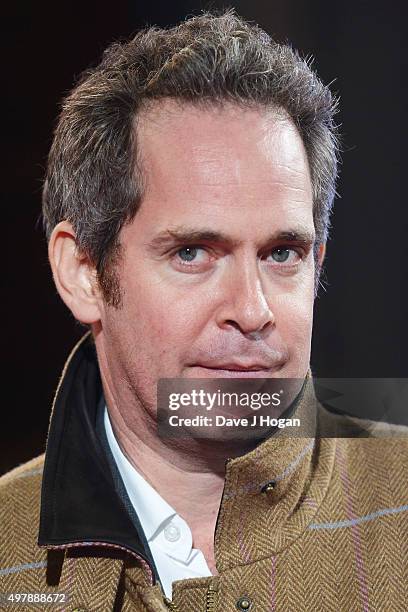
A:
[2,1,407,474]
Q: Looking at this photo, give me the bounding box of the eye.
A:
[265,247,301,264]
[176,246,207,263]
[169,245,215,274]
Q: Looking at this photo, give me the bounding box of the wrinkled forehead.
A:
[133,99,313,205]
[120,100,315,253]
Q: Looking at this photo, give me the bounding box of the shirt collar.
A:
[104,404,176,542]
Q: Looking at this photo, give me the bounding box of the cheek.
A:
[272,283,314,345]
[124,273,211,349]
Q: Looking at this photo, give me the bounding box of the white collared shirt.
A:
[104,406,212,599]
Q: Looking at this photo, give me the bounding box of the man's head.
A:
[43,10,338,304]
[45,10,339,428]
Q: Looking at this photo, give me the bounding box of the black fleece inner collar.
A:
[38,333,159,582]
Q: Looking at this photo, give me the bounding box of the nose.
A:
[216,257,275,337]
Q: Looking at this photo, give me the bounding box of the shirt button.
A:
[164,522,181,542]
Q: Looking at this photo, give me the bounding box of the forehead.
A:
[132,100,314,240]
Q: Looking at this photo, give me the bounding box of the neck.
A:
[99,370,261,540]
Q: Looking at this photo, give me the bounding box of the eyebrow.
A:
[146,225,316,252]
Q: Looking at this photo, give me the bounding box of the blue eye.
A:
[178,247,199,262]
[271,248,290,263]
[264,248,302,265]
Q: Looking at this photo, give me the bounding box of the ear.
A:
[317,242,326,268]
[48,221,102,324]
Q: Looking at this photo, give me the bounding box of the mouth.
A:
[188,364,280,378]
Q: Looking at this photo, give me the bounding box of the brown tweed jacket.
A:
[1,334,408,611]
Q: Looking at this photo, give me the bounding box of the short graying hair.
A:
[42,8,339,307]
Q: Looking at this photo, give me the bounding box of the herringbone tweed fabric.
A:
[2,435,408,610]
[1,343,408,610]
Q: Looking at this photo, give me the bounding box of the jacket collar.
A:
[39,332,332,576]
[215,376,335,569]
[38,332,157,583]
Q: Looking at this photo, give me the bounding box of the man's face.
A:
[96,101,318,413]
